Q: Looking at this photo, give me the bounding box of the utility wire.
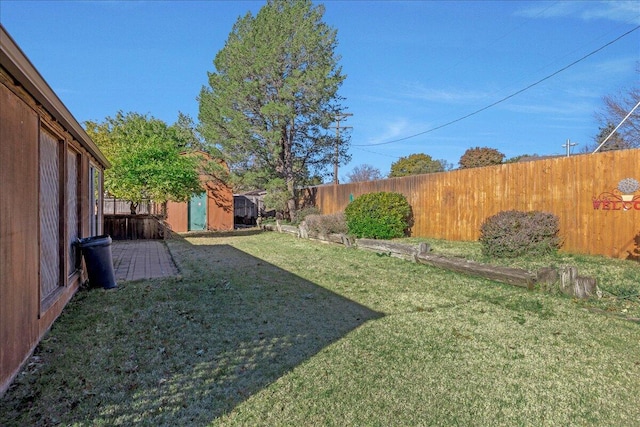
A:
[352,146,402,159]
[353,24,640,147]
[592,100,640,153]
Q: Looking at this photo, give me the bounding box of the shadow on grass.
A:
[0,232,383,426]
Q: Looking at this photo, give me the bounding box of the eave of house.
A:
[0,25,110,168]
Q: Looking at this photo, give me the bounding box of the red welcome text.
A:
[592,191,640,211]
[592,199,640,211]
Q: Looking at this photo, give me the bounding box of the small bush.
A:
[304,212,347,236]
[344,192,412,239]
[479,210,561,258]
[292,206,322,225]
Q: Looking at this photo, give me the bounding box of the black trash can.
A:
[78,235,117,289]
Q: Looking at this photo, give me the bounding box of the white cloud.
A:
[515,1,640,24]
[580,1,640,23]
[590,56,639,75]
[365,118,412,144]
[355,116,440,146]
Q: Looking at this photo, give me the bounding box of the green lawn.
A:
[1,231,639,426]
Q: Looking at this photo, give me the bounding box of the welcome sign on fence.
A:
[593,177,640,211]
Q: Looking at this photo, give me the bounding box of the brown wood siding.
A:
[2,26,111,396]
[0,82,40,394]
[166,200,188,233]
[308,150,640,259]
[0,82,97,395]
[206,181,234,231]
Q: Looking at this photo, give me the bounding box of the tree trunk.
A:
[279,124,297,221]
[287,181,296,223]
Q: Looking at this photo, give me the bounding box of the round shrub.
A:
[293,206,321,225]
[479,210,561,258]
[344,192,412,239]
[304,212,347,236]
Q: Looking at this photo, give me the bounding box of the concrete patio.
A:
[111,240,178,282]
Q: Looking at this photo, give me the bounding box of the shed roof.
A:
[0,25,110,168]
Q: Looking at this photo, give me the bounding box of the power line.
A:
[352,146,402,159]
[592,99,640,153]
[353,24,640,147]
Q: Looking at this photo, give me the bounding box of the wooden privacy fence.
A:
[104,215,167,240]
[303,149,640,260]
[104,197,164,216]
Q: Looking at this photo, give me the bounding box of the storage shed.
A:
[164,154,234,232]
[234,190,268,226]
[1,25,110,395]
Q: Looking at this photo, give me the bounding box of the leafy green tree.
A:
[347,164,382,182]
[458,146,505,169]
[85,112,204,214]
[198,0,348,220]
[171,112,210,153]
[389,153,445,177]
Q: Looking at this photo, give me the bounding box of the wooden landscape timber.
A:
[261,221,299,235]
[355,238,429,261]
[262,223,598,298]
[324,233,353,246]
[415,252,537,289]
[261,223,278,232]
[279,224,300,236]
[537,266,600,299]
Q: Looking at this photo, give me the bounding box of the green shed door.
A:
[188,193,207,231]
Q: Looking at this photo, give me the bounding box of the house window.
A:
[66,148,81,277]
[89,164,103,236]
[39,128,63,308]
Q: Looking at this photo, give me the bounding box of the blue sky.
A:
[2,1,638,181]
